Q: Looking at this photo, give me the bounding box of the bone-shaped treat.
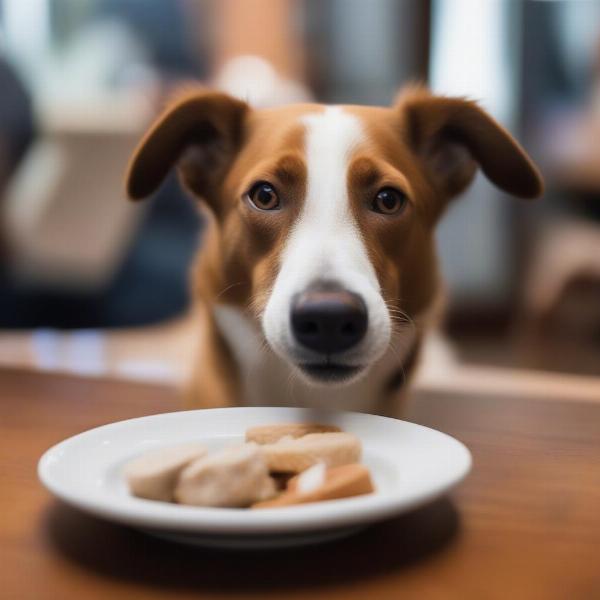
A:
[246,423,341,445]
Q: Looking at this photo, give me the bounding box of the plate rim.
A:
[38,406,472,535]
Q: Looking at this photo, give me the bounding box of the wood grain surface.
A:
[2,367,600,599]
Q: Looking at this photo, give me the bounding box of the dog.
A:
[125,85,543,415]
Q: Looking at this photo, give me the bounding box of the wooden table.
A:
[3,368,600,599]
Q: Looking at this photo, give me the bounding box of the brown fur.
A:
[125,85,543,409]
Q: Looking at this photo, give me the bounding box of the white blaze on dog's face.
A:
[126,87,543,388]
[262,107,391,384]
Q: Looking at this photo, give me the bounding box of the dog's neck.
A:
[213,304,419,414]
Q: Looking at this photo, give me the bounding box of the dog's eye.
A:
[246,182,280,211]
[371,188,407,215]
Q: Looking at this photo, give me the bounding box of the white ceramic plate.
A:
[38,407,471,549]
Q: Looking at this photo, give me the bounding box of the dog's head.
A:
[126,86,542,386]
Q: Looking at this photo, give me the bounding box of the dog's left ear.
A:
[396,86,543,201]
[126,89,249,201]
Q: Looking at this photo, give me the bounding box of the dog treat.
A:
[246,423,341,445]
[125,424,374,510]
[124,442,208,502]
[253,463,374,509]
[174,443,277,508]
[259,432,361,473]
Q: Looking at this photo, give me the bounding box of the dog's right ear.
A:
[395,85,543,202]
[126,90,249,201]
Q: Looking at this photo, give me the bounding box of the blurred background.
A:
[0,0,598,387]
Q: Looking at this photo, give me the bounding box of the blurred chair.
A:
[3,106,147,289]
[524,219,600,326]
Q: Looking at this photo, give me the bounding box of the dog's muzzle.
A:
[290,282,367,382]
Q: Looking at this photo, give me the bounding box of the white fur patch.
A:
[214,304,414,412]
[261,106,392,373]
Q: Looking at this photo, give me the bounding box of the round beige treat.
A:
[245,423,341,445]
[260,432,361,473]
[174,443,277,508]
[124,442,208,502]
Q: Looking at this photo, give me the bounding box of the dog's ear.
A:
[126,89,249,201]
[396,86,543,201]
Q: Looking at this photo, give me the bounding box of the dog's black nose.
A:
[291,285,368,354]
